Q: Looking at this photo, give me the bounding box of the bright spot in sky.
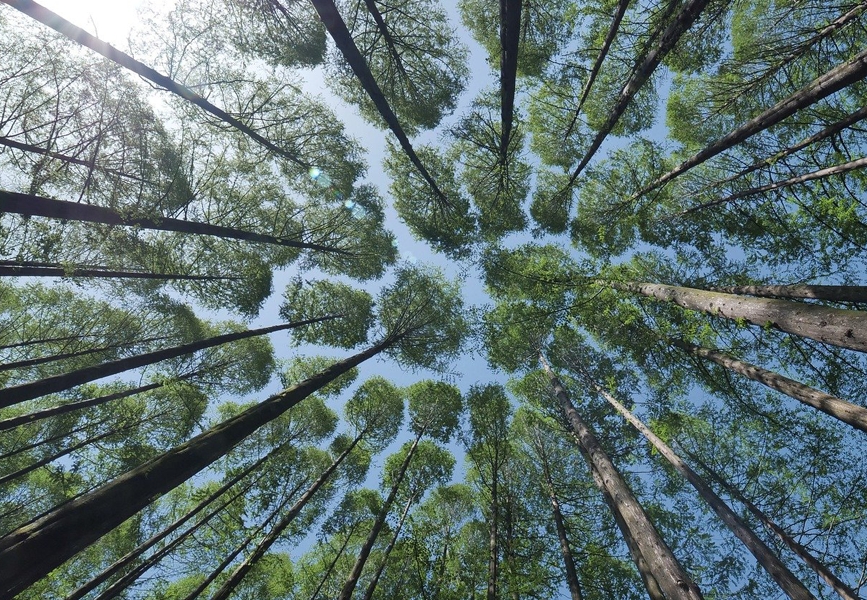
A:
[38,0,144,43]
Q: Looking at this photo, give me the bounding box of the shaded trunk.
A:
[0,336,396,597]
[564,0,631,139]
[684,450,861,600]
[0,190,348,254]
[2,0,308,167]
[360,491,416,600]
[671,339,867,433]
[307,0,449,206]
[539,353,704,600]
[0,335,169,373]
[636,48,867,197]
[675,156,867,217]
[540,453,584,600]
[499,0,521,165]
[706,284,867,303]
[487,473,499,600]
[606,280,867,353]
[0,316,337,408]
[564,0,712,185]
[585,373,816,600]
[309,521,361,600]
[0,261,238,281]
[65,444,283,600]
[209,434,364,600]
[0,417,111,461]
[337,432,423,600]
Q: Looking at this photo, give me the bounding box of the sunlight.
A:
[38,0,143,44]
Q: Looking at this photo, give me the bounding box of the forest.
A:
[0,0,866,597]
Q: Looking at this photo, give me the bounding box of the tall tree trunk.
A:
[563,0,632,139]
[65,444,283,600]
[1,0,309,168]
[635,48,867,197]
[0,316,337,408]
[683,449,861,600]
[209,434,364,600]
[583,371,817,600]
[674,156,867,217]
[607,497,666,600]
[0,337,397,597]
[487,472,499,600]
[563,0,712,185]
[706,284,867,303]
[498,0,521,165]
[0,190,349,254]
[539,449,584,600]
[309,521,361,600]
[670,339,867,433]
[605,280,867,353]
[337,431,424,600]
[0,416,112,461]
[539,353,704,600]
[307,0,449,206]
[360,491,417,600]
[0,335,169,373]
[0,261,238,281]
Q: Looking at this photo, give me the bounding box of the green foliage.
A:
[279,278,374,348]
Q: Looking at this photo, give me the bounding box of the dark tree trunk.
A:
[539,353,704,600]
[0,260,238,281]
[671,339,867,433]
[0,136,147,183]
[0,316,338,408]
[360,492,416,600]
[2,0,309,168]
[307,0,449,206]
[0,190,349,254]
[309,521,361,600]
[540,453,584,600]
[0,335,168,373]
[498,0,521,165]
[0,337,394,597]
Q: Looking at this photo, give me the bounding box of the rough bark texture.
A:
[587,375,816,600]
[360,492,416,600]
[609,281,867,353]
[0,316,336,408]
[2,0,309,167]
[0,190,347,254]
[539,353,704,600]
[0,339,392,597]
[637,48,867,196]
[672,339,867,433]
[707,284,867,303]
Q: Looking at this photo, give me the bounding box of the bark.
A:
[499,0,521,165]
[584,373,816,600]
[308,521,361,600]
[0,190,349,254]
[0,335,168,373]
[65,445,281,600]
[0,260,238,281]
[360,491,416,600]
[685,450,862,600]
[706,284,867,303]
[564,0,712,185]
[636,48,867,197]
[675,156,867,217]
[337,432,423,600]
[671,339,867,433]
[307,0,449,206]
[607,497,666,600]
[606,280,867,353]
[563,0,631,139]
[209,434,363,600]
[539,353,704,600]
[0,336,395,597]
[0,417,111,461]
[1,0,309,168]
[539,447,584,600]
[0,316,338,408]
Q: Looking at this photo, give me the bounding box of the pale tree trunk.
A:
[2,0,309,168]
[608,500,666,600]
[539,353,704,600]
[636,48,867,197]
[670,339,867,433]
[337,431,424,600]
[360,491,417,600]
[706,284,867,303]
[582,369,817,600]
[683,449,862,600]
[0,338,396,597]
[605,280,867,353]
[209,434,364,600]
[0,316,337,408]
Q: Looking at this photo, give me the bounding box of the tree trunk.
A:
[307,0,449,206]
[0,337,396,597]
[539,353,704,600]
[684,450,861,600]
[2,0,309,168]
[564,0,712,185]
[337,432,423,600]
[487,472,499,600]
[309,521,361,600]
[584,372,816,600]
[671,339,867,433]
[563,0,631,139]
[0,335,169,373]
[0,190,349,254]
[636,48,867,197]
[499,0,521,165]
[706,284,867,303]
[540,451,584,600]
[0,261,238,281]
[209,434,364,600]
[606,280,867,353]
[675,156,867,217]
[607,498,666,600]
[360,491,416,600]
[0,316,338,408]
[0,416,112,461]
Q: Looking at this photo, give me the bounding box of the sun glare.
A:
[38,0,143,43]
